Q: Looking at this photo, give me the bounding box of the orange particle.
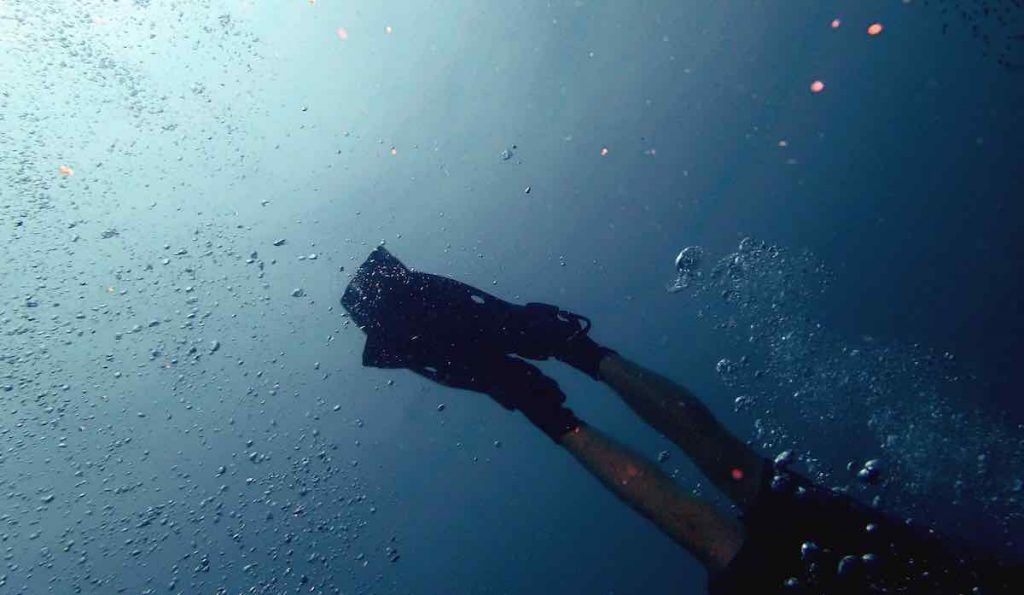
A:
[830,19,841,29]
[867,23,883,36]
[336,27,349,41]
[731,468,745,481]
[599,147,609,156]
[810,80,825,93]
[58,164,74,176]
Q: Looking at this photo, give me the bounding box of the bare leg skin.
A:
[559,422,745,572]
[597,354,769,509]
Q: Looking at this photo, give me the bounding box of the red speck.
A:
[336,27,349,41]
[731,468,745,481]
[867,23,884,36]
[830,19,841,29]
[810,80,825,93]
[600,146,609,156]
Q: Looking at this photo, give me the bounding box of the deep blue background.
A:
[1,1,1022,593]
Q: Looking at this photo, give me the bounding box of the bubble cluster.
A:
[0,2,390,592]
[927,0,1024,69]
[671,238,1024,553]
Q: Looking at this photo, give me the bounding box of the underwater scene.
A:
[2,1,1023,593]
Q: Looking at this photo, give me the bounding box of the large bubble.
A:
[667,246,704,292]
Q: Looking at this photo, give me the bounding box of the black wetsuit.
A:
[709,471,1020,594]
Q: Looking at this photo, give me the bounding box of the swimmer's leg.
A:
[559,420,744,572]
[596,354,770,509]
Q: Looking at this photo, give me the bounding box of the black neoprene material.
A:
[557,334,616,380]
[340,247,591,440]
[710,470,1019,594]
[499,301,616,378]
[411,353,580,441]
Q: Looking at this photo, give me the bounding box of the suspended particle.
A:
[58,164,74,176]
[810,80,825,93]
[831,19,841,29]
[867,23,884,36]
[599,146,609,156]
[336,27,349,41]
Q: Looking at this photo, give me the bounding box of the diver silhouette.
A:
[341,247,1019,594]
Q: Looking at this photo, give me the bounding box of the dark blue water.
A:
[1,1,1022,593]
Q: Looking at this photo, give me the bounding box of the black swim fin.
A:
[341,246,584,440]
[341,246,592,370]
